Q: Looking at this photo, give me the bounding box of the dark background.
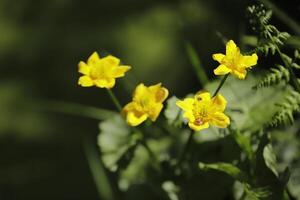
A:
[0,0,299,199]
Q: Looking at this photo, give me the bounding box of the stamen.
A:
[195,118,203,125]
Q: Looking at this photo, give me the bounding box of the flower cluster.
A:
[77,40,257,132]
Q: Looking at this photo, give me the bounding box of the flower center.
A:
[195,118,204,125]
[90,65,104,79]
[193,102,209,125]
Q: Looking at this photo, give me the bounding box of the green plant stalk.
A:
[213,74,229,97]
[107,89,122,112]
[83,138,114,200]
[177,131,194,165]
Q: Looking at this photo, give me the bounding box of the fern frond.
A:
[254,65,290,89]
[268,90,300,127]
[247,4,290,56]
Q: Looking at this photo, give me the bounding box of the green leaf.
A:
[199,162,248,182]
[243,183,272,200]
[162,181,180,200]
[230,126,254,161]
[98,114,172,190]
[98,114,135,171]
[164,96,183,126]
[263,143,279,177]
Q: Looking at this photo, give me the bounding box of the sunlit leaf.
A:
[263,143,279,177]
[199,162,248,182]
[164,96,183,126]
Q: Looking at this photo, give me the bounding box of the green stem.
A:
[177,131,194,165]
[213,74,229,97]
[140,140,157,162]
[83,137,114,200]
[107,89,122,112]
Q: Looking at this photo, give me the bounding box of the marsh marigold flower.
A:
[123,83,169,126]
[78,52,131,89]
[213,40,258,79]
[176,92,230,131]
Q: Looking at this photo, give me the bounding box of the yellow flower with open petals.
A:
[78,52,131,89]
[213,40,258,79]
[123,83,169,126]
[176,92,230,131]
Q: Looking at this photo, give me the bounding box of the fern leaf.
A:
[268,90,300,127]
[254,65,290,89]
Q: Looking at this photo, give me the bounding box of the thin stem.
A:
[212,74,229,97]
[106,89,122,112]
[177,131,194,165]
[140,140,157,162]
[83,137,114,200]
[140,138,161,172]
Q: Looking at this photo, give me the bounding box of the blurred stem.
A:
[177,131,195,165]
[213,74,229,97]
[185,42,209,86]
[83,137,114,200]
[107,89,122,112]
[140,139,160,170]
[40,100,115,120]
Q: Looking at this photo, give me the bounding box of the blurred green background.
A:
[0,0,299,199]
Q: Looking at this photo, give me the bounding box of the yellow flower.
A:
[123,83,169,126]
[213,40,258,79]
[78,52,131,89]
[176,92,230,131]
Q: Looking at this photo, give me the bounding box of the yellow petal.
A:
[241,53,258,68]
[214,64,231,75]
[78,61,90,75]
[112,65,131,78]
[183,111,195,122]
[148,83,168,102]
[148,103,163,121]
[78,76,94,87]
[87,52,100,65]
[149,83,162,93]
[102,55,120,66]
[152,85,168,103]
[126,112,148,126]
[232,69,247,79]
[195,91,211,101]
[188,122,209,131]
[94,78,116,88]
[176,98,194,112]
[210,112,230,128]
[212,94,227,112]
[156,87,169,102]
[226,40,238,58]
[122,102,138,116]
[212,53,225,63]
[132,83,147,101]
